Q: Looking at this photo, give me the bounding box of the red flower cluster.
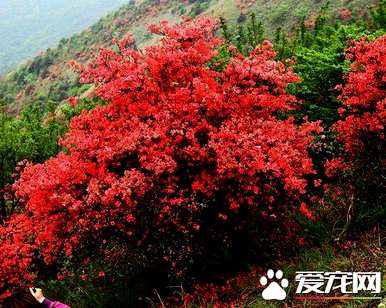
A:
[299,202,315,222]
[174,266,263,307]
[339,8,352,21]
[335,36,386,159]
[0,17,321,293]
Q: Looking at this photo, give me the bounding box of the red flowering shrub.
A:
[339,8,352,21]
[326,35,386,231]
[0,17,321,295]
[168,266,264,306]
[336,36,386,157]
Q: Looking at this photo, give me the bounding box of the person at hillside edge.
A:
[2,288,70,308]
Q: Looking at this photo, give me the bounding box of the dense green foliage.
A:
[221,2,385,126]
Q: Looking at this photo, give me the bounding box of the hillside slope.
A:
[0,0,377,114]
[0,0,130,74]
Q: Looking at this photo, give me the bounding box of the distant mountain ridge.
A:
[0,0,129,74]
[0,0,378,114]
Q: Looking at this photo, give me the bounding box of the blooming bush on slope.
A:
[325,35,386,231]
[336,35,386,156]
[0,17,321,295]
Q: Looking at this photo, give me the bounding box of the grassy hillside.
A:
[0,0,378,114]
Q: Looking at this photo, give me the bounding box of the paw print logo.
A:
[260,269,289,300]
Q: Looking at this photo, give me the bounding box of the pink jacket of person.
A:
[42,298,70,308]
